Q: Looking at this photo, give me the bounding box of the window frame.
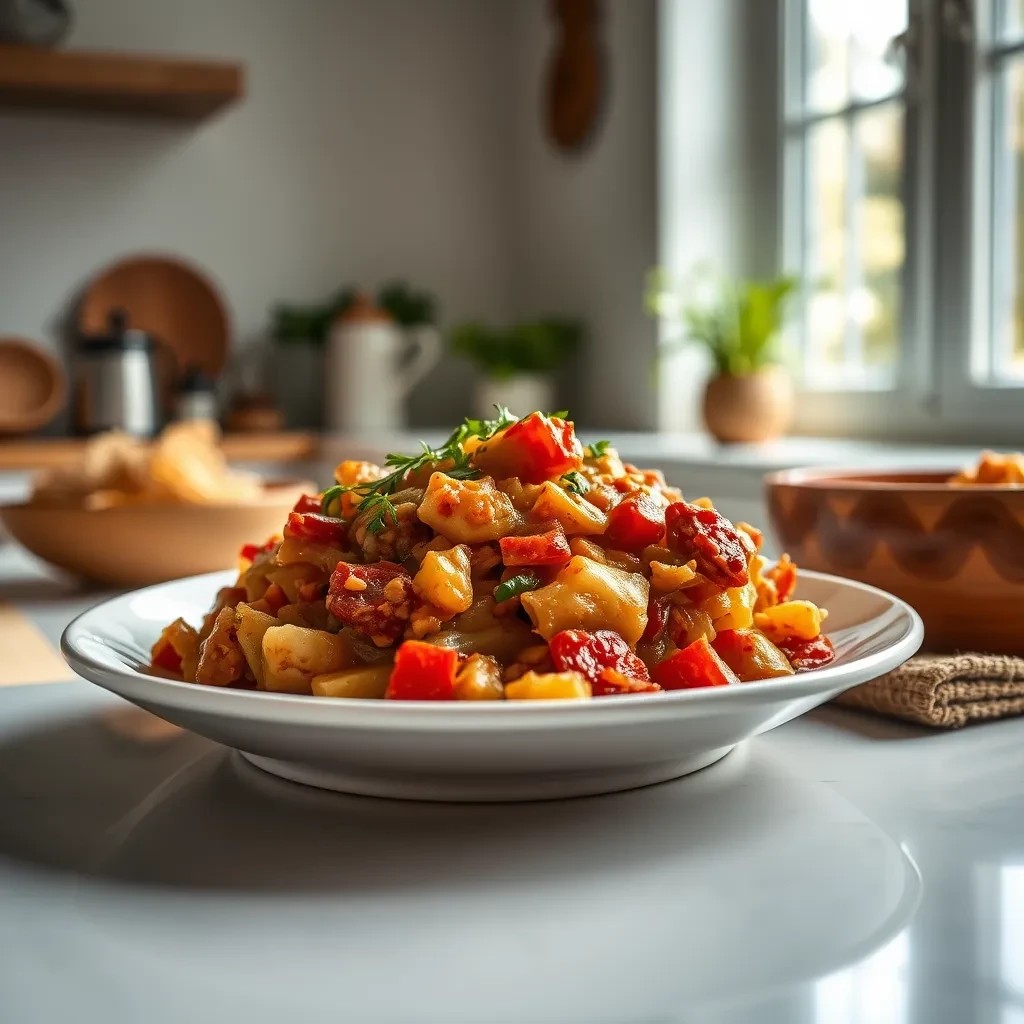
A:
[782,0,1024,443]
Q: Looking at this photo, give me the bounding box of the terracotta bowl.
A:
[766,468,1024,654]
[0,481,312,588]
[0,336,67,434]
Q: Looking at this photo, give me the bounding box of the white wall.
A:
[509,0,659,430]
[657,0,782,433]
[0,0,517,427]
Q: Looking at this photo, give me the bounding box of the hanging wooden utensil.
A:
[545,0,605,153]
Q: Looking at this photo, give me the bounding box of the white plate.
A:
[62,569,923,802]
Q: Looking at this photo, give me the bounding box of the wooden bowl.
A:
[766,468,1024,654]
[0,481,311,587]
[0,336,67,434]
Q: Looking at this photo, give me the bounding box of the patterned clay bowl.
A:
[766,468,1024,654]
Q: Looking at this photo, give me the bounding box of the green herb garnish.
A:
[559,471,589,496]
[549,409,569,419]
[585,440,612,458]
[334,410,518,534]
[493,571,542,604]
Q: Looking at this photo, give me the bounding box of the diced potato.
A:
[712,629,794,681]
[153,617,201,681]
[505,671,591,700]
[413,544,474,618]
[649,560,698,593]
[704,581,758,631]
[530,481,608,536]
[453,653,504,700]
[754,600,826,643]
[417,472,522,544]
[234,604,278,687]
[195,606,247,687]
[312,663,392,699]
[520,556,649,645]
[569,536,607,562]
[262,624,355,694]
[265,563,323,603]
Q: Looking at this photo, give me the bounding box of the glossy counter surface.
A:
[1,544,1022,1023]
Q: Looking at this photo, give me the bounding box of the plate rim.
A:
[61,567,924,724]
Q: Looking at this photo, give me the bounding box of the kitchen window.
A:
[783,0,1024,439]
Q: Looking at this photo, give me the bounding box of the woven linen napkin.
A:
[835,653,1024,728]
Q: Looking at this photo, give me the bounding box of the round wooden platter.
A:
[79,254,231,380]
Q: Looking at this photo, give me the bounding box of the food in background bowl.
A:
[31,421,262,507]
[152,410,835,700]
[949,450,1024,486]
[766,465,1024,654]
[1,422,310,587]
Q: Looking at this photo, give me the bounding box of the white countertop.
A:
[1,542,1023,1023]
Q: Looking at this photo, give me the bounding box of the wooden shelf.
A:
[0,44,243,120]
[0,433,319,472]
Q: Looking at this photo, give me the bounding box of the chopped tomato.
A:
[549,628,651,684]
[327,561,416,643]
[499,527,572,567]
[604,493,666,550]
[239,537,277,563]
[292,494,323,514]
[665,502,749,588]
[284,511,347,547]
[471,412,583,483]
[778,635,836,672]
[641,594,671,641]
[151,635,182,673]
[712,628,794,681]
[386,641,458,700]
[652,636,739,690]
[594,667,662,697]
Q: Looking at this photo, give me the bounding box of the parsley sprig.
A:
[559,470,589,496]
[323,407,518,533]
[585,440,612,458]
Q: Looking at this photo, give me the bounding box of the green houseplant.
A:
[449,317,582,417]
[647,269,797,443]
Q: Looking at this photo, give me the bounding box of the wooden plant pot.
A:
[702,367,793,444]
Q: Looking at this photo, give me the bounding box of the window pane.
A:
[993,60,1024,380]
[802,104,903,388]
[1000,0,1024,40]
[805,0,907,113]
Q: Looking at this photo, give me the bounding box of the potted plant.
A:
[449,317,582,418]
[648,269,797,444]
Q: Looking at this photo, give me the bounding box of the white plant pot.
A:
[474,374,556,420]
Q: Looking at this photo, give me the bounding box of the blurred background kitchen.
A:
[0,0,1020,524]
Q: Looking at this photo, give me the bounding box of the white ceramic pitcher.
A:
[324,294,440,432]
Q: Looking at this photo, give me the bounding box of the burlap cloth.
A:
[835,654,1024,728]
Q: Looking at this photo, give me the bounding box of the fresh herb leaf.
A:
[493,571,542,604]
[559,471,589,496]
[337,411,522,533]
[585,440,612,458]
[549,409,569,420]
[320,484,344,516]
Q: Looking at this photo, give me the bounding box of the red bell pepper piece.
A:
[239,537,277,563]
[652,637,739,690]
[604,493,666,549]
[385,640,459,700]
[778,635,836,672]
[593,668,662,697]
[284,511,347,546]
[292,493,324,514]
[549,628,651,684]
[499,527,572,567]
[472,412,583,483]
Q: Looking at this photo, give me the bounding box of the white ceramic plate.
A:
[62,569,922,802]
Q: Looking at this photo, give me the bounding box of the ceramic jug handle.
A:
[399,326,441,396]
